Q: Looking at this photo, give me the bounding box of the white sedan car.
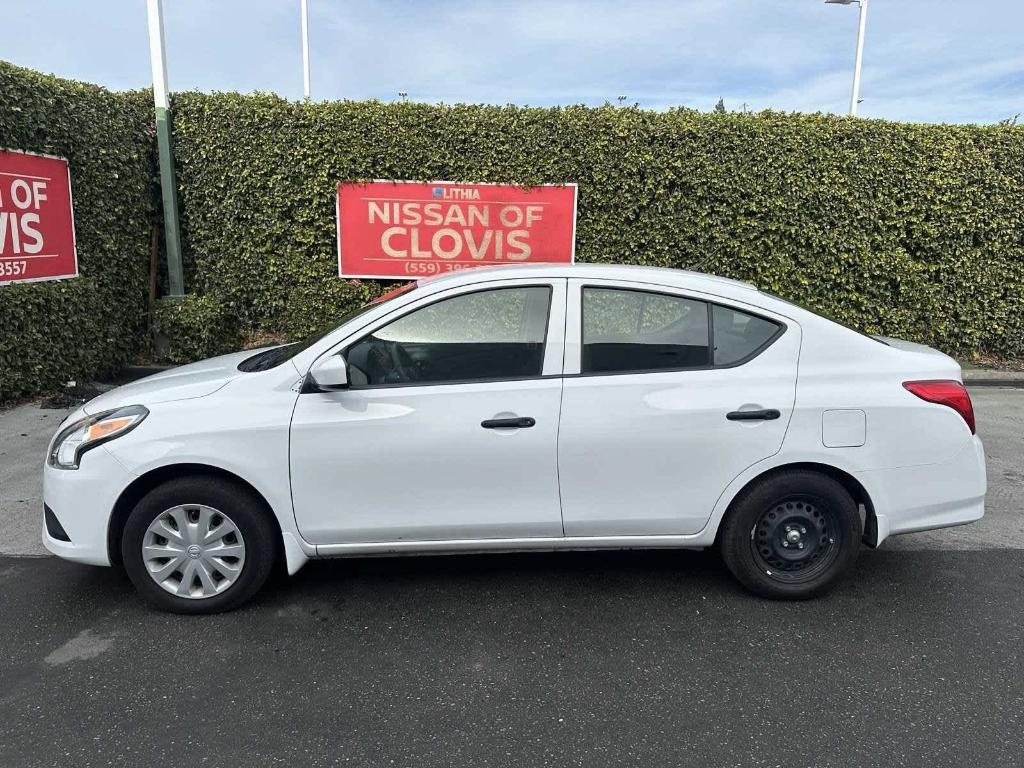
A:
[43,264,986,613]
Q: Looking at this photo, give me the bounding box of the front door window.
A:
[346,286,551,386]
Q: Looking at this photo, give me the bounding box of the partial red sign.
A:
[337,181,577,279]
[0,149,77,285]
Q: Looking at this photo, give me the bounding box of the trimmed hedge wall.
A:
[152,294,240,365]
[172,93,1024,359]
[3,69,1023,402]
[0,62,154,400]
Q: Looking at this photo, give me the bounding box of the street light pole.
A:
[826,0,869,117]
[849,0,868,116]
[146,0,184,297]
[301,0,311,100]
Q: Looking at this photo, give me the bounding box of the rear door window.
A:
[581,287,710,373]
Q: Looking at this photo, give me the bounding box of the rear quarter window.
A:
[712,304,782,366]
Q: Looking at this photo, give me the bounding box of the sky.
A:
[2,0,1022,124]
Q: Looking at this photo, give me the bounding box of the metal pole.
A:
[301,0,311,100]
[849,0,868,116]
[146,0,184,297]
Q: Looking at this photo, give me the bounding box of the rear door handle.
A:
[481,417,536,429]
[726,409,781,421]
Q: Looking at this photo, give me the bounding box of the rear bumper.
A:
[859,436,986,546]
[42,446,134,567]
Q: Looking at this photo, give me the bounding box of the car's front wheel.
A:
[121,476,277,614]
[719,470,862,599]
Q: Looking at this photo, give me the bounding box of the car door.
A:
[290,278,566,545]
[557,278,800,536]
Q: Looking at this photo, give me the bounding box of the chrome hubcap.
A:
[142,504,246,599]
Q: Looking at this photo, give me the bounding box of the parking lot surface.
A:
[1,388,1022,766]
[1,549,1022,767]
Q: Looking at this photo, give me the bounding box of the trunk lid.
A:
[873,336,962,380]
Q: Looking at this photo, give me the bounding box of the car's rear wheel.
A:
[719,470,861,599]
[121,476,276,614]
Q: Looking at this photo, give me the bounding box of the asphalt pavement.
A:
[1,388,1022,767]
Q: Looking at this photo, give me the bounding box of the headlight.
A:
[48,405,149,470]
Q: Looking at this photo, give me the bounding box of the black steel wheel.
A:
[749,496,841,583]
[720,470,862,599]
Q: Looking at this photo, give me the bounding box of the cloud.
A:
[1,0,1021,124]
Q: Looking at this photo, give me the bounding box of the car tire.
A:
[121,476,277,614]
[719,470,862,600]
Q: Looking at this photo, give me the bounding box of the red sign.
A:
[337,181,577,279]
[0,149,77,285]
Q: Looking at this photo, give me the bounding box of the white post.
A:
[301,0,311,100]
[147,0,169,111]
[849,0,868,116]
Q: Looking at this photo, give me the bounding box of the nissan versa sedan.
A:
[43,264,986,613]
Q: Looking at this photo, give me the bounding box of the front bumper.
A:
[42,445,135,566]
[860,435,987,545]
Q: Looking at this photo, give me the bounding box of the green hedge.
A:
[4,71,1024,402]
[0,62,154,400]
[152,294,240,365]
[171,93,1024,359]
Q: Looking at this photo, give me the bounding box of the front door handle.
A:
[726,409,781,421]
[481,417,536,429]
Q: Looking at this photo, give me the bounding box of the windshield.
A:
[237,282,419,372]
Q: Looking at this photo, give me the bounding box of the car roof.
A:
[420,263,759,298]
[290,262,821,373]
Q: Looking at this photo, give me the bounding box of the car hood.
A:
[83,348,269,414]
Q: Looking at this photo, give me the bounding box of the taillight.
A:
[902,380,976,434]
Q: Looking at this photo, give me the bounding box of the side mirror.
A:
[309,354,349,390]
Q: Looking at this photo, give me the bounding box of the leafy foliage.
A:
[279,276,384,340]
[0,62,154,400]
[152,294,240,365]
[4,68,1024,399]
[172,93,1024,360]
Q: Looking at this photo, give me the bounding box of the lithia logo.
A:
[432,186,480,200]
